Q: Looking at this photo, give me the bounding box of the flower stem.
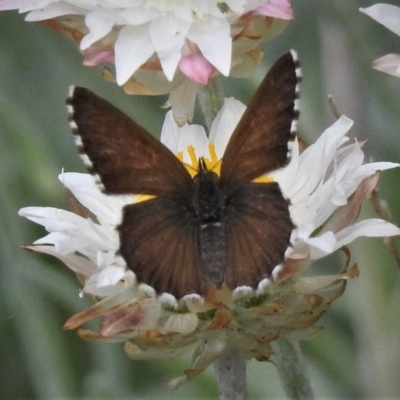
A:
[213,348,247,400]
[197,76,224,133]
[197,76,246,398]
[271,339,314,399]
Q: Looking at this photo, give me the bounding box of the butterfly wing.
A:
[119,197,207,298]
[67,87,192,196]
[220,51,300,191]
[224,183,293,289]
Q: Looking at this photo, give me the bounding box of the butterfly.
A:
[66,51,300,299]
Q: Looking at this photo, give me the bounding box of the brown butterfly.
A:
[66,51,300,299]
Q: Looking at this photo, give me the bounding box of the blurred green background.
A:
[1,1,400,399]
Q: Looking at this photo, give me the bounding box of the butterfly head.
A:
[193,157,220,186]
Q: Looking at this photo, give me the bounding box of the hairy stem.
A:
[213,348,247,400]
[271,339,314,399]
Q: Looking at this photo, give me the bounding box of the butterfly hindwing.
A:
[67,87,192,196]
[119,197,207,298]
[224,182,293,289]
[220,51,300,192]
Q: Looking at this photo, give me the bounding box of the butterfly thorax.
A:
[192,158,226,288]
[192,158,224,224]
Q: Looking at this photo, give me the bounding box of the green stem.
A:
[271,340,314,399]
[197,76,225,133]
[213,348,247,400]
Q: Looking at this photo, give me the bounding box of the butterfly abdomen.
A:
[192,162,226,288]
[199,223,226,288]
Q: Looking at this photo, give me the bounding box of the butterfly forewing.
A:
[220,51,300,192]
[67,87,192,197]
[224,183,293,288]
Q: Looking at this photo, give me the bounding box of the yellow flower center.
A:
[179,143,221,177]
[137,142,273,203]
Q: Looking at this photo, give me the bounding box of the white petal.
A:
[177,125,209,163]
[307,231,337,259]
[209,98,246,158]
[0,0,26,11]
[16,1,57,13]
[24,245,97,277]
[342,161,399,198]
[160,111,208,163]
[278,116,353,202]
[360,4,400,36]
[97,265,126,287]
[372,53,400,77]
[35,232,86,255]
[19,206,83,232]
[120,5,160,25]
[115,25,155,85]
[81,10,116,50]
[83,269,135,297]
[149,15,190,80]
[19,206,118,255]
[187,16,232,76]
[160,111,180,153]
[59,172,133,226]
[335,219,400,249]
[275,116,355,228]
[25,3,83,21]
[294,223,315,242]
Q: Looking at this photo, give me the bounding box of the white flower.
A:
[271,116,399,260]
[19,98,400,387]
[20,172,136,297]
[0,0,294,124]
[1,0,293,85]
[360,4,400,77]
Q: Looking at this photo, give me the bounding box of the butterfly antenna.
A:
[183,162,198,173]
[198,157,208,173]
